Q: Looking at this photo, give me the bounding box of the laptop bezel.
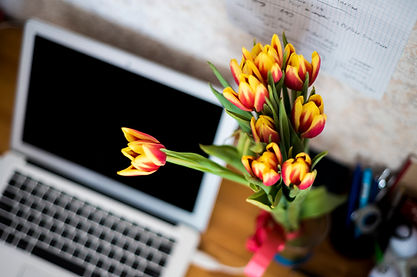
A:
[10,18,237,231]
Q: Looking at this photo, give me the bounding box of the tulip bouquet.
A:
[117,33,344,237]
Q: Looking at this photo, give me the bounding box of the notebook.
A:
[0,18,236,277]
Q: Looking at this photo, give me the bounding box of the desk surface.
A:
[0,26,374,277]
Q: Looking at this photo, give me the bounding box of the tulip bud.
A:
[242,142,283,186]
[284,51,321,91]
[282,153,317,190]
[250,115,280,144]
[292,95,326,138]
[117,128,166,176]
[223,75,268,112]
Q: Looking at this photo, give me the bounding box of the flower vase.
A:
[275,215,330,266]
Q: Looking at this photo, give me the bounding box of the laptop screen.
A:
[15,26,228,229]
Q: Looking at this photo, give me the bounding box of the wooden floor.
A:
[0,25,374,277]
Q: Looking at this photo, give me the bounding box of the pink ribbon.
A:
[244,211,300,277]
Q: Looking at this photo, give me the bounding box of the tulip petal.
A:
[281,159,294,187]
[250,117,261,143]
[310,51,320,85]
[271,34,283,66]
[253,84,268,112]
[262,170,280,186]
[132,155,160,172]
[298,101,320,133]
[285,65,304,91]
[242,156,255,176]
[223,87,252,111]
[238,82,255,109]
[271,63,282,83]
[298,170,317,190]
[121,147,137,160]
[292,96,304,132]
[230,59,241,85]
[301,113,327,138]
[309,94,324,113]
[117,165,156,176]
[142,144,166,166]
[122,127,160,143]
[266,143,282,165]
[245,60,264,83]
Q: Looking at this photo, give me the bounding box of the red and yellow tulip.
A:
[229,35,283,86]
[223,74,268,112]
[117,127,166,176]
[242,142,283,186]
[292,94,326,139]
[284,50,320,91]
[250,115,280,144]
[282,152,316,190]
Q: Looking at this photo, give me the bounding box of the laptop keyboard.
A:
[0,171,176,277]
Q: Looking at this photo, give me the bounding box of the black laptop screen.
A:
[22,35,223,213]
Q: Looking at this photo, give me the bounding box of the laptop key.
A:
[31,245,86,276]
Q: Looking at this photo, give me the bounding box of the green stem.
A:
[164,151,251,187]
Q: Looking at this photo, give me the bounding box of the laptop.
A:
[0,18,236,277]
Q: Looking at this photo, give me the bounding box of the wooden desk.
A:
[0,26,373,277]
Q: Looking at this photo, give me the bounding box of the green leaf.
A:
[282,88,292,121]
[237,132,255,157]
[273,187,283,207]
[286,187,311,231]
[282,32,288,47]
[247,190,273,211]
[282,184,295,202]
[278,99,291,161]
[249,142,266,154]
[302,72,309,100]
[199,144,247,174]
[208,61,230,89]
[265,95,279,132]
[209,84,252,120]
[245,174,264,188]
[311,151,328,170]
[289,124,304,155]
[225,110,251,133]
[267,71,279,108]
[300,186,347,220]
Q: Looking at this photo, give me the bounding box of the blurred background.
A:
[0,0,416,172]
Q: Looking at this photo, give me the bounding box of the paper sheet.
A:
[225,0,417,99]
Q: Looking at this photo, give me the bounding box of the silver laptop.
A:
[0,19,235,277]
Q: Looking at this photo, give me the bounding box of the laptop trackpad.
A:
[0,245,61,277]
[19,265,55,277]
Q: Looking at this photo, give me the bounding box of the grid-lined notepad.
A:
[226,0,417,98]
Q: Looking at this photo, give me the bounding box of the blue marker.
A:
[346,164,362,228]
[355,168,373,237]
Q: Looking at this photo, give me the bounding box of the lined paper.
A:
[225,0,417,98]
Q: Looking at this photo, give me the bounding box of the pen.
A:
[355,168,373,237]
[345,164,362,228]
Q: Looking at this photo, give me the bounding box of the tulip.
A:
[230,58,263,86]
[223,74,268,112]
[242,142,282,186]
[117,128,166,176]
[284,51,321,91]
[250,115,280,144]
[292,95,326,138]
[282,152,317,190]
[230,35,284,87]
[254,46,282,83]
